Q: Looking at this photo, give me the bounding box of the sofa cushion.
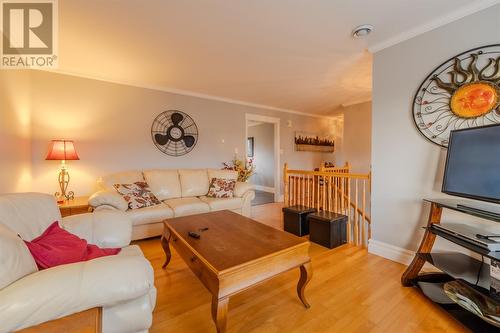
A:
[179,169,209,197]
[199,196,243,211]
[164,197,210,217]
[126,203,174,226]
[98,171,144,191]
[0,224,38,290]
[143,170,181,200]
[207,169,238,181]
[114,182,161,209]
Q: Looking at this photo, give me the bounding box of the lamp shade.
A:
[45,140,80,161]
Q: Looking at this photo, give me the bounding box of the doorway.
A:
[245,114,280,204]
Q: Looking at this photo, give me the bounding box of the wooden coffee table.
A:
[161,210,312,333]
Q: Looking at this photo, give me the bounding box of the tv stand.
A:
[402,199,500,331]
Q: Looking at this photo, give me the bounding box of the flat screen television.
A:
[442,124,500,204]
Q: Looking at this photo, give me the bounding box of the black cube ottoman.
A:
[308,211,347,249]
[282,206,316,236]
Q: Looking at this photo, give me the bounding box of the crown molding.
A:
[368,0,500,53]
[340,99,372,108]
[35,68,335,120]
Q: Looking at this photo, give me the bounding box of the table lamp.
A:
[45,140,80,203]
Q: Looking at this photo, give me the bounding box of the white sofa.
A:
[0,193,156,333]
[89,169,255,240]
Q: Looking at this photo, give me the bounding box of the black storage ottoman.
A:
[282,206,316,236]
[308,211,347,249]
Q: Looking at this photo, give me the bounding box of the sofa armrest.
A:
[0,252,154,332]
[93,204,120,211]
[61,210,132,248]
[234,182,254,198]
[89,190,128,211]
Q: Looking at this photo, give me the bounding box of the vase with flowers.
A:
[222,157,255,182]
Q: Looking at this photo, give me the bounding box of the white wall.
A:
[371,5,500,253]
[26,71,337,196]
[334,102,371,173]
[248,123,274,188]
[0,71,32,194]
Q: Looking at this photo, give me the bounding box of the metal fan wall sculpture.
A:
[413,44,500,147]
[151,110,198,156]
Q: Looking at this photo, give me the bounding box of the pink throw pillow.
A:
[24,222,121,270]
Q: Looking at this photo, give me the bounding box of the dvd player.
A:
[432,223,500,251]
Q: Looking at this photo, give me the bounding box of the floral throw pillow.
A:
[207,178,236,198]
[113,182,161,209]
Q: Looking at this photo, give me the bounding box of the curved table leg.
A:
[161,227,172,269]
[401,202,442,286]
[211,296,229,333]
[297,262,312,308]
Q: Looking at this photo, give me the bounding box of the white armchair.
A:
[0,193,156,333]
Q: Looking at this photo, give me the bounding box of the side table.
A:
[58,196,92,217]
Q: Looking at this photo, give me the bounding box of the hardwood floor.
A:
[136,203,469,333]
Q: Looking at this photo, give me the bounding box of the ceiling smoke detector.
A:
[351,24,374,38]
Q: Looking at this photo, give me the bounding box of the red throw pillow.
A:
[24,222,121,270]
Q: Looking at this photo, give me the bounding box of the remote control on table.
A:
[188,231,200,239]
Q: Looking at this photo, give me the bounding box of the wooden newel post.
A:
[284,163,289,206]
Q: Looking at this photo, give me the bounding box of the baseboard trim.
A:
[368,239,415,265]
[368,239,437,271]
[254,185,275,194]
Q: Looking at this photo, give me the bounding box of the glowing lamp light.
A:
[45,140,80,203]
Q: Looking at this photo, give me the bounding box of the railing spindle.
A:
[322,176,326,211]
[362,180,366,247]
[354,179,359,246]
[347,178,351,243]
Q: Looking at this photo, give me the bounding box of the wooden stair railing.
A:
[284,163,371,247]
[320,161,350,174]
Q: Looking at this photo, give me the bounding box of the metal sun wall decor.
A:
[151,110,199,156]
[295,131,334,153]
[413,44,500,147]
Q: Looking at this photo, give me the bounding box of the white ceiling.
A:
[55,0,499,116]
